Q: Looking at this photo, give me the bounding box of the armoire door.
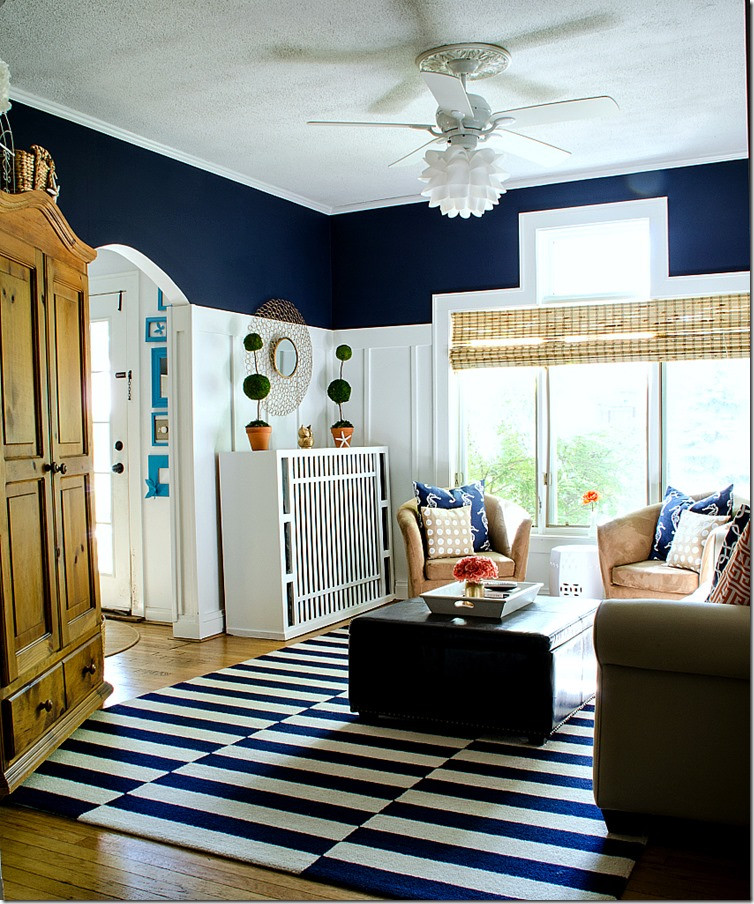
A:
[45,256,100,648]
[0,242,60,684]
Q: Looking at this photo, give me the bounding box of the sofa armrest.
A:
[596,503,661,588]
[397,501,426,599]
[594,598,750,680]
[486,495,532,581]
[699,522,729,584]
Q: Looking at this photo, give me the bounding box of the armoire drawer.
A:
[3,665,66,761]
[64,637,105,709]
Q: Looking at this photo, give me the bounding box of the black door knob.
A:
[112,462,125,474]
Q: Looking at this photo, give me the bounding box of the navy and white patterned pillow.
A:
[650,485,734,561]
[413,479,491,552]
[711,503,751,590]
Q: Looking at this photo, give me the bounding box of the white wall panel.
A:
[333,326,432,597]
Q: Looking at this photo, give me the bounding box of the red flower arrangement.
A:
[582,490,600,510]
[453,555,499,584]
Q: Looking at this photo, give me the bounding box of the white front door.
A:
[90,290,133,612]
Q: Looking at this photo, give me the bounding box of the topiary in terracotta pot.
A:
[243,332,271,450]
[328,344,354,447]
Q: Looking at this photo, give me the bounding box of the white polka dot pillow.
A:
[421,505,475,559]
[667,509,731,573]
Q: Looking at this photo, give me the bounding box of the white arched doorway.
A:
[89,245,188,626]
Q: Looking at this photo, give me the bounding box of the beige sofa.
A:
[597,494,727,599]
[397,494,532,598]
[592,597,750,829]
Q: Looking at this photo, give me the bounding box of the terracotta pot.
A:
[331,426,354,448]
[246,425,272,451]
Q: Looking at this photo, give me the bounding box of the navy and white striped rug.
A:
[11,627,644,900]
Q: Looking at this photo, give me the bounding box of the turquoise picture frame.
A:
[152,412,169,446]
[151,346,168,409]
[145,454,169,498]
[157,288,167,311]
[145,316,167,342]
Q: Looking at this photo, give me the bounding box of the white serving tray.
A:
[421,580,544,619]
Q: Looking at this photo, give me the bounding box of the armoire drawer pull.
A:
[38,699,54,713]
[83,661,97,676]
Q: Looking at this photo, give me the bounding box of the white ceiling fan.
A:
[308,43,619,217]
[309,43,618,167]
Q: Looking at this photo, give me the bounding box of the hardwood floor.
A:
[0,622,749,901]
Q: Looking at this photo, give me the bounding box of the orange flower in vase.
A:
[582,490,601,536]
[453,555,499,599]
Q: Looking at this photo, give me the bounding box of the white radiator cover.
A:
[219,447,393,639]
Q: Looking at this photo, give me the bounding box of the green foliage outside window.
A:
[467,423,627,527]
[467,424,537,521]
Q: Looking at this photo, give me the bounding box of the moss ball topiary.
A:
[335,344,352,361]
[327,378,351,404]
[243,373,271,400]
[244,332,263,352]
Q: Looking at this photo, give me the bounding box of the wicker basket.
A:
[14,148,34,191]
[13,145,58,199]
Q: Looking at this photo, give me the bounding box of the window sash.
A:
[450,294,750,370]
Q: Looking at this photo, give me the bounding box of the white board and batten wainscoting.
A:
[219,447,393,639]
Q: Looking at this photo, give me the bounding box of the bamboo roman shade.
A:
[450,294,750,370]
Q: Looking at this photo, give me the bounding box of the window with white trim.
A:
[455,217,750,530]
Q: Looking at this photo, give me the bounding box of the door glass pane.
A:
[90,370,111,422]
[665,358,750,498]
[95,523,113,575]
[549,363,649,525]
[93,422,111,473]
[90,320,110,372]
[94,472,112,523]
[460,367,538,525]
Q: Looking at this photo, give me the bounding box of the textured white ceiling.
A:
[0,0,748,213]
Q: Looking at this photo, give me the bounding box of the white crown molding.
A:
[331,194,426,214]
[11,89,747,218]
[329,151,749,214]
[9,88,334,215]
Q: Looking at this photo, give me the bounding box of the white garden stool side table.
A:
[549,544,605,599]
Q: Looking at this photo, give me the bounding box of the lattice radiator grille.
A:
[283,449,391,631]
[220,447,393,640]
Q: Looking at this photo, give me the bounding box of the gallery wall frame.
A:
[152,412,169,446]
[151,346,168,409]
[145,316,167,341]
[145,454,169,498]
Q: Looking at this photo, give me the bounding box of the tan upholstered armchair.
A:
[596,493,726,600]
[397,494,532,599]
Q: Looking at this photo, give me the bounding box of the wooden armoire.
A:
[0,189,111,796]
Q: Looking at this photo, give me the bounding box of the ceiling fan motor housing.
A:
[436,93,491,148]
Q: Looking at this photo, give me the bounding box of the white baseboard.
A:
[394,580,409,600]
[144,605,173,624]
[173,608,226,640]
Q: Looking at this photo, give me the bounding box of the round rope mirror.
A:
[244,298,312,416]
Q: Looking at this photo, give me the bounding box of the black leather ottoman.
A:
[348,595,599,744]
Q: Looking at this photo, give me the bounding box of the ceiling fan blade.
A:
[486,129,571,166]
[491,96,619,129]
[388,136,446,168]
[421,71,474,117]
[307,120,435,132]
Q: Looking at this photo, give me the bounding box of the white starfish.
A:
[333,430,352,448]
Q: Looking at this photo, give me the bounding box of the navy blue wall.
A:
[331,159,750,328]
[8,104,749,331]
[9,103,334,328]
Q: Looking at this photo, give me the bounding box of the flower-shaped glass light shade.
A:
[419,145,510,219]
